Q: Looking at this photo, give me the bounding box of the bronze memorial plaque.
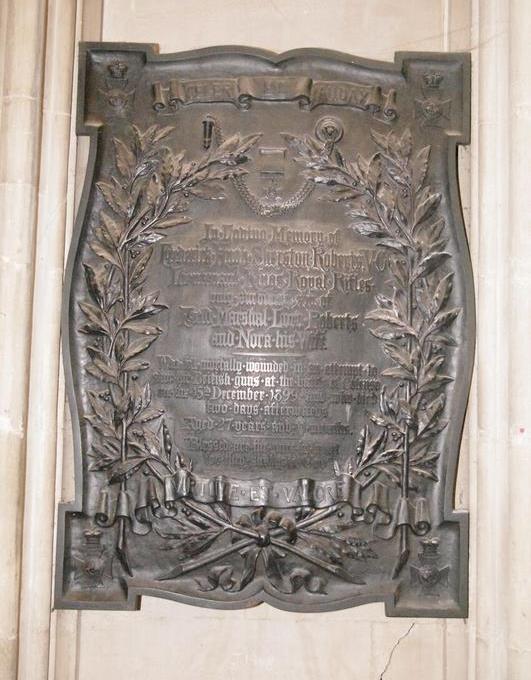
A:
[56,44,473,616]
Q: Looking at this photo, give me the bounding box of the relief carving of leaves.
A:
[122,335,158,363]
[367,155,382,193]
[370,129,391,153]
[109,383,130,416]
[195,565,236,592]
[127,294,168,321]
[88,444,119,471]
[410,466,439,481]
[417,394,445,436]
[78,301,109,335]
[173,530,222,559]
[113,138,136,179]
[135,407,164,424]
[282,133,319,159]
[287,568,327,595]
[284,125,462,503]
[121,319,162,335]
[385,163,410,188]
[327,186,363,202]
[411,251,451,282]
[381,366,415,381]
[413,191,441,228]
[369,325,404,340]
[84,413,118,440]
[429,331,457,347]
[130,247,152,287]
[99,214,121,250]
[397,127,413,159]
[350,220,387,238]
[388,258,409,288]
[430,272,454,313]
[237,547,261,591]
[109,457,147,483]
[154,214,192,230]
[412,146,431,188]
[136,232,164,247]
[382,342,415,374]
[87,357,119,383]
[83,263,107,307]
[365,308,416,336]
[133,123,172,152]
[90,238,121,269]
[377,238,408,255]
[210,503,232,523]
[373,448,402,464]
[375,463,401,485]
[418,374,453,394]
[359,428,387,466]
[150,125,174,145]
[427,307,460,335]
[122,358,150,373]
[87,391,114,427]
[213,132,262,165]
[96,178,132,217]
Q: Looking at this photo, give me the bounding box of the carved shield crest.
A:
[56,44,473,616]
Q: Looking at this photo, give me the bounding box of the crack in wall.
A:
[377,623,416,679]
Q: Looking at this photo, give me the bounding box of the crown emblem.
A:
[423,72,444,89]
[419,537,440,558]
[83,528,102,547]
[108,60,128,79]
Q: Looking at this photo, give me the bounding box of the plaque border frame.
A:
[55,43,473,617]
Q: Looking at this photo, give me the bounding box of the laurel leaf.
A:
[129,247,152,286]
[113,138,136,178]
[83,263,106,306]
[365,308,416,336]
[351,221,387,238]
[414,192,441,227]
[381,366,415,381]
[369,326,407,341]
[370,129,390,152]
[87,391,113,426]
[122,358,150,372]
[155,214,192,229]
[382,342,415,373]
[109,457,146,483]
[411,251,451,282]
[90,239,121,268]
[429,307,460,334]
[418,375,453,393]
[121,319,162,335]
[88,444,118,471]
[78,301,108,333]
[151,125,174,144]
[418,394,445,435]
[135,407,164,424]
[388,258,409,288]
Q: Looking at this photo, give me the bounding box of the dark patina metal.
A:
[55,44,473,616]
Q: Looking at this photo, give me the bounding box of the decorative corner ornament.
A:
[56,44,473,617]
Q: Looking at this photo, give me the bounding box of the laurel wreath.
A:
[284,126,459,574]
[79,124,377,591]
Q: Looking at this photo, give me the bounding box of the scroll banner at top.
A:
[152,76,397,118]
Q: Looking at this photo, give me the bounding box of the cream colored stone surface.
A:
[0,2,47,678]
[0,0,529,678]
[103,0,453,59]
